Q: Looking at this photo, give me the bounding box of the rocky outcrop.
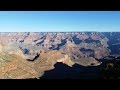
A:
[0,32,111,61]
[0,32,119,79]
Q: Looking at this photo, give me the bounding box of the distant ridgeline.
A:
[0,32,120,79]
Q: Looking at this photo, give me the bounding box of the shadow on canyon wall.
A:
[40,59,120,79]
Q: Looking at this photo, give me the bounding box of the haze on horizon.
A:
[0,11,120,32]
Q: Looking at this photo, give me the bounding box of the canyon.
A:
[0,32,119,79]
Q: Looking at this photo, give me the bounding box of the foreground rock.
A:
[0,50,75,79]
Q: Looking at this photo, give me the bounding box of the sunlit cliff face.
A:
[0,32,119,79]
[0,32,110,63]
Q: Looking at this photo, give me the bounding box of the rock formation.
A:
[0,32,119,79]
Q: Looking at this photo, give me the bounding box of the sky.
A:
[0,11,120,32]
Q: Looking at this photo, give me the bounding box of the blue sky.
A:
[0,11,120,32]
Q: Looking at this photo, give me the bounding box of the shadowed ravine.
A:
[40,62,100,79]
[40,59,119,79]
[0,32,120,79]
